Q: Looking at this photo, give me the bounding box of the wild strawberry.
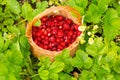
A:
[63,23,70,30]
[41,16,48,22]
[32,15,82,51]
[57,30,64,37]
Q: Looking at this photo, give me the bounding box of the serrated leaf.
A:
[113,56,120,73]
[86,38,108,57]
[0,63,8,76]
[110,18,120,29]
[3,39,10,51]
[97,0,110,13]
[7,25,20,35]
[59,72,72,80]
[0,35,4,51]
[36,1,48,9]
[71,50,93,69]
[6,0,20,15]
[71,50,85,68]
[8,72,17,80]
[67,0,76,7]
[44,57,51,69]
[103,9,120,42]
[19,35,30,51]
[79,70,96,80]
[39,70,49,80]
[103,50,117,66]
[3,18,14,26]
[50,73,58,80]
[5,49,23,65]
[101,64,111,73]
[85,4,101,23]
[116,6,120,16]
[61,49,70,59]
[84,57,93,69]
[75,0,88,9]
[49,61,64,73]
[55,49,73,73]
[21,2,33,21]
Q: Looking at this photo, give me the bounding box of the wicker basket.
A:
[26,6,82,61]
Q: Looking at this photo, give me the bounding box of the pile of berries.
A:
[32,15,82,51]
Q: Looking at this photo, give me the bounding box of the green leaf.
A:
[103,9,120,42]
[6,0,21,15]
[71,50,84,68]
[59,72,72,80]
[0,63,8,76]
[61,49,70,59]
[79,70,96,80]
[32,1,48,18]
[3,38,10,51]
[3,18,14,26]
[7,25,20,35]
[5,49,23,65]
[21,2,33,21]
[50,73,58,80]
[84,4,101,23]
[75,0,88,9]
[8,72,17,80]
[49,61,64,73]
[110,18,120,29]
[86,38,108,57]
[71,50,93,69]
[55,49,73,73]
[39,70,49,80]
[116,6,120,16]
[97,0,110,13]
[84,57,93,69]
[103,50,117,66]
[36,1,48,9]
[101,64,111,73]
[31,0,36,4]
[113,56,120,73]
[18,24,26,35]
[19,35,30,51]
[0,35,4,51]
[91,63,100,74]
[34,20,41,26]
[44,57,51,69]
[50,73,59,80]
[67,0,76,7]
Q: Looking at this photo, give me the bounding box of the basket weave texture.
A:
[26,6,82,61]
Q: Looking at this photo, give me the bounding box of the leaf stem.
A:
[30,74,39,78]
[15,19,27,26]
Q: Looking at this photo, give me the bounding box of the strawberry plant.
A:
[0,0,120,80]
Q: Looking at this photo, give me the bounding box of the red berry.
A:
[49,35,55,42]
[58,26,63,29]
[56,15,64,21]
[41,16,48,22]
[60,42,66,47]
[66,18,72,24]
[52,29,57,34]
[63,23,70,30]
[68,30,73,36]
[57,30,64,37]
[32,15,82,51]
[56,38,60,42]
